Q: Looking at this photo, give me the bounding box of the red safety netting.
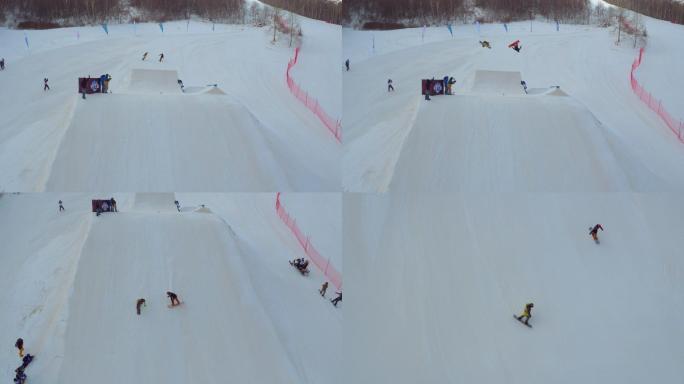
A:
[286,47,342,142]
[630,48,684,143]
[275,193,342,290]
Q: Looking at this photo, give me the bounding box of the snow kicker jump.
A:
[56,210,301,384]
[45,69,290,191]
[388,71,659,191]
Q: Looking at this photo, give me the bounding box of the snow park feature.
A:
[343,193,684,384]
[0,192,341,384]
[343,17,684,192]
[0,16,341,192]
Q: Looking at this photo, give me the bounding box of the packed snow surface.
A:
[343,19,684,192]
[0,17,341,191]
[344,193,684,384]
[0,193,341,384]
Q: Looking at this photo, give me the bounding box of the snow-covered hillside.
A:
[0,17,341,191]
[0,192,341,384]
[344,193,684,384]
[343,18,684,192]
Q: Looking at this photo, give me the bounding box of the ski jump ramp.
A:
[388,74,660,191]
[56,211,300,384]
[45,70,289,191]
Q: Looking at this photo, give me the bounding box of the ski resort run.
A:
[0,14,341,191]
[0,192,341,384]
[343,16,684,192]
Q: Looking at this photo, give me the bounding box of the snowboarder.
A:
[142,52,148,61]
[424,79,431,101]
[508,39,522,52]
[479,40,491,49]
[0,58,5,70]
[345,59,349,71]
[443,76,449,93]
[331,291,342,307]
[174,200,181,212]
[19,354,34,370]
[387,78,394,92]
[15,338,24,358]
[110,197,117,212]
[319,281,329,297]
[159,53,164,62]
[43,78,50,91]
[14,367,26,384]
[516,303,534,326]
[166,291,181,307]
[136,298,146,315]
[520,80,528,94]
[177,79,184,91]
[59,200,64,211]
[589,224,604,243]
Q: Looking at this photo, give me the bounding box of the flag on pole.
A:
[159,23,164,33]
[447,24,453,37]
[503,23,508,32]
[475,21,480,34]
[76,30,80,40]
[186,19,190,32]
[212,23,215,31]
[24,33,29,49]
[372,34,375,54]
[421,25,426,42]
[556,20,560,31]
[102,23,109,35]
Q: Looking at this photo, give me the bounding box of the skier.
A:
[174,200,181,212]
[19,354,34,370]
[43,78,50,91]
[319,281,329,297]
[479,40,491,49]
[0,58,5,70]
[177,79,184,91]
[99,74,106,93]
[103,74,111,93]
[331,291,342,307]
[159,53,164,62]
[15,338,24,358]
[589,224,604,243]
[345,59,349,71]
[14,367,26,384]
[142,52,148,61]
[59,200,65,211]
[387,78,394,92]
[110,197,117,212]
[516,303,534,326]
[136,298,146,315]
[520,80,528,94]
[166,291,181,307]
[443,76,449,94]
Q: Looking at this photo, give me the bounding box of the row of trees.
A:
[259,0,341,24]
[343,0,593,26]
[603,0,684,25]
[0,0,246,26]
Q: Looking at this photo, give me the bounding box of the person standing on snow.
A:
[0,58,5,70]
[345,59,349,71]
[43,78,50,91]
[516,303,534,325]
[158,53,164,62]
[110,197,117,212]
[142,52,148,61]
[589,224,603,243]
[59,200,64,212]
[166,291,181,307]
[387,79,394,92]
[136,298,146,315]
[174,200,181,212]
[320,282,329,297]
[15,338,24,358]
[424,79,432,101]
[331,291,342,307]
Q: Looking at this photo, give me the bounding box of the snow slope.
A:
[0,17,341,191]
[343,20,684,192]
[0,193,341,384]
[344,193,684,384]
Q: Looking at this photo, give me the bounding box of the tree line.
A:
[603,0,684,24]
[343,0,593,27]
[259,0,341,24]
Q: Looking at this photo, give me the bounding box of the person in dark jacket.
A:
[43,78,50,91]
[345,59,349,71]
[387,79,394,92]
[589,224,604,243]
[319,281,329,297]
[136,298,146,315]
[59,200,65,211]
[331,291,342,307]
[167,291,180,306]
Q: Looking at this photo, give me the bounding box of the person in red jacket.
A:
[589,224,604,243]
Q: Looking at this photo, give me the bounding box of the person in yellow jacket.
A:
[15,338,24,358]
[516,303,534,325]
